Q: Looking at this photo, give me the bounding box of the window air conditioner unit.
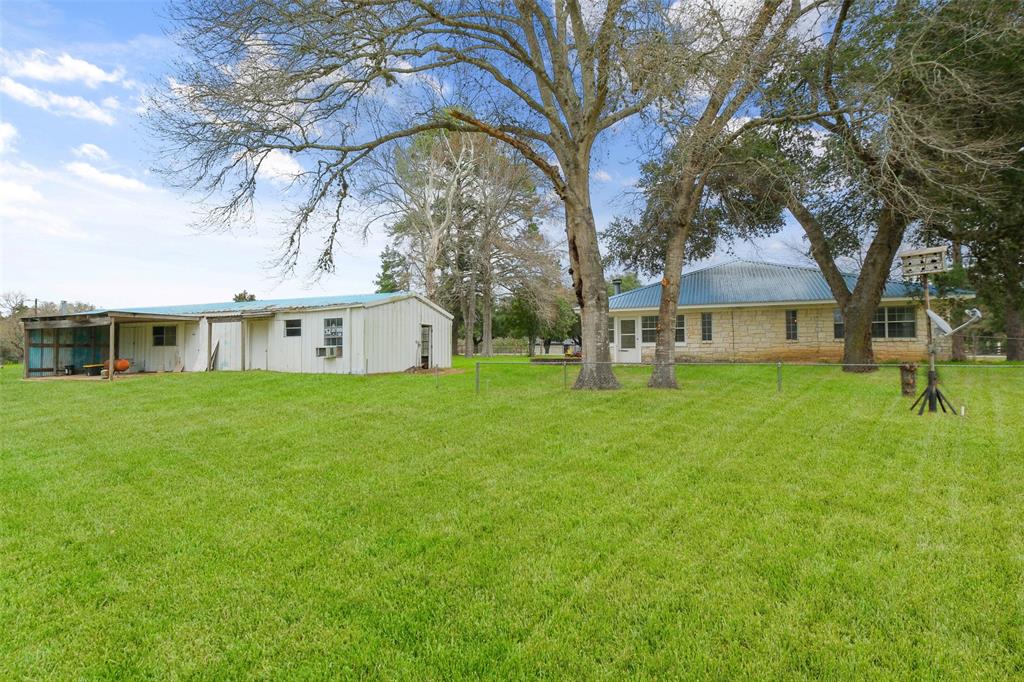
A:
[316,346,339,358]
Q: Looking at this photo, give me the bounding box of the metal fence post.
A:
[563,360,567,389]
[777,361,782,393]
[475,361,480,394]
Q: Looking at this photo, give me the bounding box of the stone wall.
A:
[627,304,939,363]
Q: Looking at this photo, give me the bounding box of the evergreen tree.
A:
[373,246,409,294]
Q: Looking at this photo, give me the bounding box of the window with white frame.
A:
[284,319,301,337]
[153,325,177,347]
[607,316,615,344]
[872,306,917,338]
[324,317,343,352]
[833,309,845,339]
[701,312,713,341]
[675,315,685,343]
[785,310,798,340]
[641,315,658,343]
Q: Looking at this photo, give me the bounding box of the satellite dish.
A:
[927,309,952,335]
[927,308,982,336]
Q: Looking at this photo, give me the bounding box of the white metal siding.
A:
[266,308,359,374]
[120,296,451,375]
[210,321,242,370]
[247,319,269,370]
[119,322,194,372]
[362,297,452,373]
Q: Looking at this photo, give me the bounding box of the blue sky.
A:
[0,1,806,308]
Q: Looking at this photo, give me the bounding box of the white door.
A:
[618,318,641,363]
[248,320,269,370]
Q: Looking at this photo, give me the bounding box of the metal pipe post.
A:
[776,361,782,393]
[475,362,480,394]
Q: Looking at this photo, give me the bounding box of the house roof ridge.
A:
[681,259,744,277]
[729,257,907,284]
[71,288,411,315]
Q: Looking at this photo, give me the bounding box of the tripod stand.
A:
[897,248,980,417]
[909,347,957,415]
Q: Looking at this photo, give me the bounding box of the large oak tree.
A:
[150,0,675,388]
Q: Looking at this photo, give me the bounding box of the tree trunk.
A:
[425,265,437,303]
[650,175,699,389]
[564,172,617,389]
[788,195,908,372]
[543,339,552,354]
[1006,300,1023,361]
[464,272,476,358]
[650,226,687,388]
[841,297,877,369]
[451,315,460,358]
[480,273,493,356]
[843,207,908,371]
[950,322,967,361]
[950,242,967,361]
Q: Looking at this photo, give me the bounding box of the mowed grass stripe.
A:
[1,361,1022,679]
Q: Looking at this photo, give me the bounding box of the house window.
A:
[324,317,343,352]
[641,315,658,343]
[701,312,713,341]
[284,319,302,337]
[607,316,615,344]
[620,319,636,350]
[833,309,845,339]
[152,325,177,347]
[785,310,798,340]
[873,306,917,338]
[675,315,685,343]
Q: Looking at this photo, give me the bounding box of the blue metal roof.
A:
[89,292,411,317]
[609,260,927,310]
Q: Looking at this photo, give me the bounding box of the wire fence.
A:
[963,335,1023,358]
[456,334,1021,360]
[464,359,1022,415]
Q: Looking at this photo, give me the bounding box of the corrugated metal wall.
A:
[362,297,452,373]
[120,322,192,372]
[119,320,243,372]
[116,297,451,375]
[210,321,242,370]
[265,307,361,374]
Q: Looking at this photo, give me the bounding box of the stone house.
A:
[608,260,954,363]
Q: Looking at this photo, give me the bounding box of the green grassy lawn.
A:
[2,360,1022,679]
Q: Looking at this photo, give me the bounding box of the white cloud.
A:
[258,149,304,185]
[594,169,613,183]
[1,49,125,88]
[1,200,88,240]
[0,76,116,125]
[65,161,147,191]
[1,156,384,307]
[0,161,88,239]
[72,143,110,161]
[0,178,43,204]
[0,122,16,154]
